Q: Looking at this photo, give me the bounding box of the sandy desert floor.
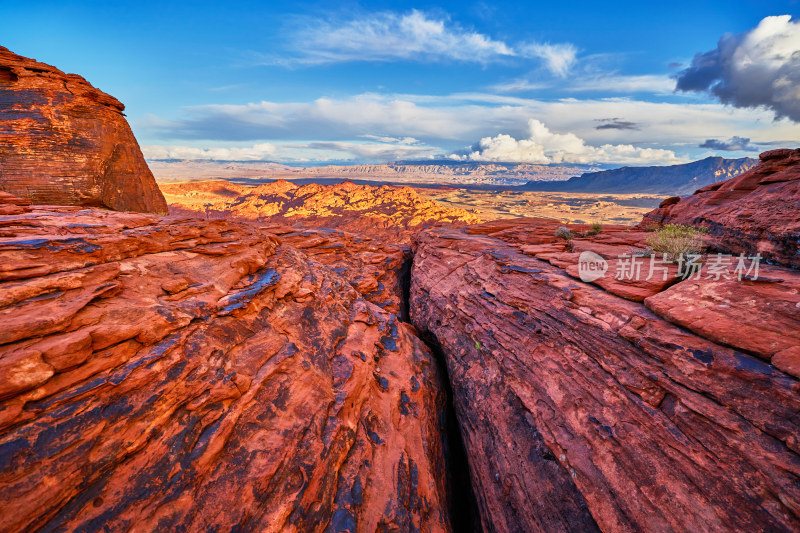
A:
[417,188,668,225]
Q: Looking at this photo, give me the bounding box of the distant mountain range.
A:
[523,157,758,196]
[148,159,599,187]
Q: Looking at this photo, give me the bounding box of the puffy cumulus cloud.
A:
[676,15,800,121]
[699,136,758,151]
[453,119,682,165]
[142,143,276,160]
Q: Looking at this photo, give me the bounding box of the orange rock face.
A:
[160,179,481,243]
[0,47,167,214]
[0,205,452,532]
[261,224,412,319]
[643,148,800,268]
[410,218,800,532]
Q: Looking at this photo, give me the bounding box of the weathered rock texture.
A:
[643,148,800,269]
[0,46,167,213]
[160,179,480,243]
[0,205,451,532]
[411,218,800,532]
[261,224,412,319]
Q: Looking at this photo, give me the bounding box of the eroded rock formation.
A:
[0,47,167,213]
[411,218,800,532]
[160,179,480,242]
[0,202,452,532]
[643,148,800,268]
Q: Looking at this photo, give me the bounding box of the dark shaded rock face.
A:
[0,204,451,532]
[643,148,800,269]
[410,219,800,533]
[0,46,167,214]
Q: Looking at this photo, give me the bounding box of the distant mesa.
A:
[524,156,758,196]
[0,46,167,213]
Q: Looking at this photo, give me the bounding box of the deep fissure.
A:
[397,248,482,532]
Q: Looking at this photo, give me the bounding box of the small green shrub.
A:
[645,224,707,261]
[585,222,602,236]
[555,226,573,240]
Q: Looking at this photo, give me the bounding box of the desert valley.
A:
[1,3,800,533]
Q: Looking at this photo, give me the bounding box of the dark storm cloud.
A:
[675,15,800,122]
[699,136,758,151]
[594,118,640,130]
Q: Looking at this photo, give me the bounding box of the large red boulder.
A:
[0,205,452,531]
[642,148,800,269]
[0,47,167,214]
[411,218,800,532]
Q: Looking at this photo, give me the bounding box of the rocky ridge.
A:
[643,148,800,268]
[0,192,454,532]
[0,46,167,213]
[411,217,800,532]
[160,179,481,243]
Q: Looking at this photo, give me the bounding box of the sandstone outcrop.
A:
[261,224,411,319]
[411,218,800,532]
[0,205,452,532]
[160,179,480,243]
[643,148,800,269]
[0,47,167,213]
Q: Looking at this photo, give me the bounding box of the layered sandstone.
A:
[411,218,800,532]
[160,179,480,242]
[0,46,167,213]
[643,148,800,269]
[261,224,411,319]
[0,204,451,532]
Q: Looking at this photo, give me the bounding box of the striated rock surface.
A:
[160,179,480,243]
[261,224,412,319]
[0,206,452,532]
[0,47,167,214]
[411,217,800,532]
[643,148,800,268]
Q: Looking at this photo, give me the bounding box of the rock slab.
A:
[0,46,167,214]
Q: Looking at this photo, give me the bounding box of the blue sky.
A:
[3,0,799,165]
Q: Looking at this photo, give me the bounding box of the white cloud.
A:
[142,143,277,160]
[279,10,514,65]
[263,9,578,74]
[143,140,438,163]
[492,73,675,93]
[519,42,577,77]
[568,74,675,93]
[676,15,800,121]
[140,92,799,155]
[453,119,683,165]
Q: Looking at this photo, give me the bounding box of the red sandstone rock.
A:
[0,47,167,214]
[642,148,800,269]
[644,265,800,372]
[0,191,31,215]
[410,218,800,532]
[261,224,411,318]
[161,179,480,243]
[0,206,451,532]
